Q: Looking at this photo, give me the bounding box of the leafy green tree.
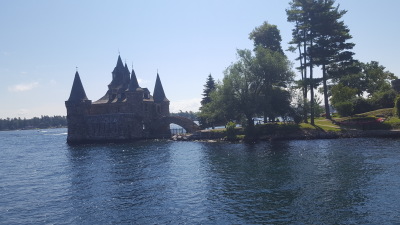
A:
[331,83,357,116]
[199,81,238,129]
[249,21,283,54]
[249,22,293,122]
[223,49,264,134]
[395,96,400,118]
[253,46,294,121]
[362,61,397,96]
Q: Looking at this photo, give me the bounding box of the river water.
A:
[1,128,400,224]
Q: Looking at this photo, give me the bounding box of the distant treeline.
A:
[170,111,198,121]
[0,115,67,131]
[0,112,199,131]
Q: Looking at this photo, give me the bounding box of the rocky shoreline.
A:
[171,129,400,142]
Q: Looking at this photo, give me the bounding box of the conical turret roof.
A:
[128,69,140,91]
[116,55,124,68]
[153,73,168,102]
[67,71,88,102]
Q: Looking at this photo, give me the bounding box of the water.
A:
[1,128,400,224]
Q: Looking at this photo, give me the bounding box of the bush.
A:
[353,98,374,114]
[370,89,397,109]
[395,96,400,118]
[335,101,354,117]
[226,121,236,141]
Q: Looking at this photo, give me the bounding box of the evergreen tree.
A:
[201,74,216,106]
[287,0,355,122]
[287,0,314,123]
[310,0,355,119]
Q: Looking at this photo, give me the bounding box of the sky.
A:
[1,0,399,119]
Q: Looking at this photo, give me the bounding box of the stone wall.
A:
[85,113,143,141]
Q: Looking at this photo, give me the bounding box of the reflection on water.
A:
[1,128,400,224]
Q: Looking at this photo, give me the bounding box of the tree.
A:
[198,81,238,129]
[330,83,357,116]
[201,74,216,106]
[224,49,264,135]
[287,0,315,124]
[310,0,355,119]
[253,46,294,121]
[362,61,397,96]
[249,21,283,54]
[287,0,355,122]
[249,21,293,122]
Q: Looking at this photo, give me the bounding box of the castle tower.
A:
[65,71,92,144]
[108,55,130,101]
[153,73,170,116]
[126,68,144,114]
[128,68,140,91]
[151,73,170,138]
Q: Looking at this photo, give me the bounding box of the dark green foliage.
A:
[335,102,354,117]
[170,111,198,121]
[256,123,301,136]
[338,117,391,130]
[225,121,236,141]
[370,89,397,109]
[352,98,374,115]
[363,61,397,96]
[287,0,355,121]
[201,74,216,106]
[395,96,400,118]
[0,115,67,131]
[249,21,283,53]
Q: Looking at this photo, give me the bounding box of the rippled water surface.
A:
[1,128,400,224]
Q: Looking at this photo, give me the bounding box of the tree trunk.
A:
[310,40,315,125]
[322,64,331,119]
[245,114,255,141]
[302,38,308,123]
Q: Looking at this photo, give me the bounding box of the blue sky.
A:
[1,0,399,119]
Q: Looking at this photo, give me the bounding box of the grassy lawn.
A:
[299,118,341,132]
[200,108,400,138]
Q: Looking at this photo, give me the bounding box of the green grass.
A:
[355,108,394,117]
[383,116,400,129]
[299,118,341,132]
[202,109,400,139]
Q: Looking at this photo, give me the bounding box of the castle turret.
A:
[67,71,88,102]
[153,73,169,103]
[65,71,92,144]
[124,63,131,85]
[150,73,170,138]
[126,68,143,112]
[107,55,131,101]
[128,69,140,91]
[109,55,130,90]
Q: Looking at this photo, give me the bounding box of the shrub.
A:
[395,95,400,118]
[335,101,354,117]
[353,98,374,114]
[226,121,236,141]
[371,89,397,109]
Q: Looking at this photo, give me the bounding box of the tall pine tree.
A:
[201,74,216,106]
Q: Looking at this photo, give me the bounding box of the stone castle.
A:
[65,55,199,144]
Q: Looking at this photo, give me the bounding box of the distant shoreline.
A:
[174,129,400,142]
